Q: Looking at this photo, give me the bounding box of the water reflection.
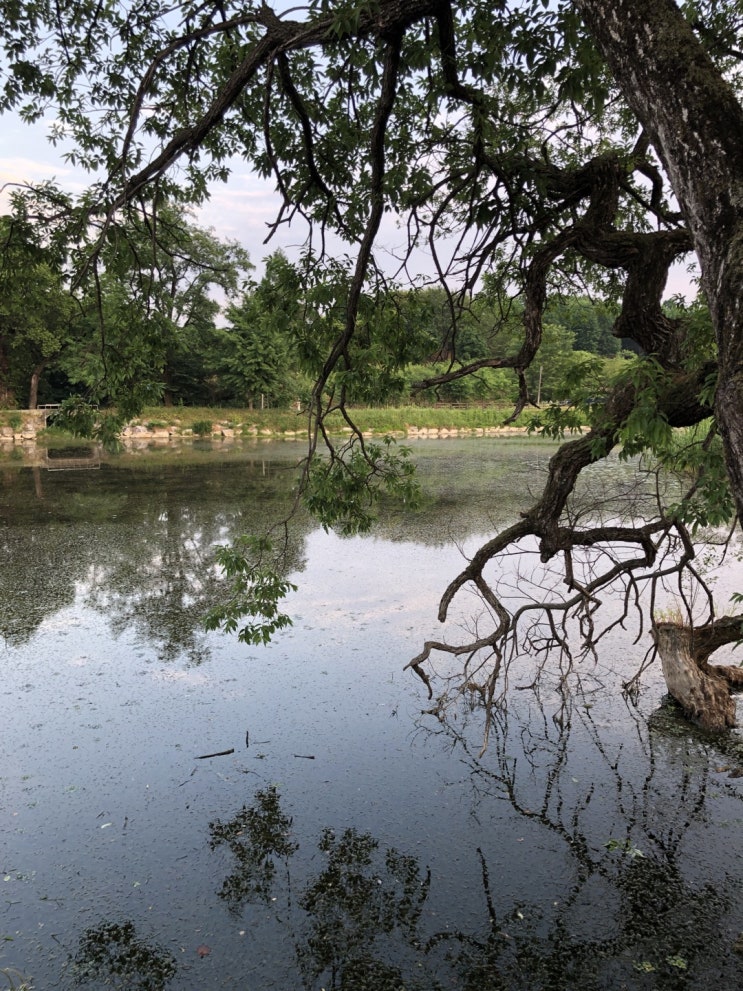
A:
[1,442,742,990]
[210,790,432,990]
[0,441,555,660]
[0,453,310,659]
[209,785,299,908]
[45,446,101,471]
[73,921,176,991]
[297,829,430,989]
[198,673,743,990]
[420,680,743,989]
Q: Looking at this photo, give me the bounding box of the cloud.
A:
[0,114,695,296]
[0,155,73,180]
[192,168,301,266]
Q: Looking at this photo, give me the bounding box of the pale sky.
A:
[0,111,436,282]
[0,113,313,274]
[0,111,694,297]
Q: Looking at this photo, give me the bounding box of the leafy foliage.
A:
[190,419,212,436]
[659,422,736,532]
[0,200,78,407]
[221,251,304,408]
[612,358,677,459]
[305,437,421,536]
[204,535,297,644]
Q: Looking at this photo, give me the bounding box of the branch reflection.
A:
[209,681,743,989]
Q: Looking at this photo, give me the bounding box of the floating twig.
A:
[178,768,197,786]
[196,748,235,759]
[293,754,315,760]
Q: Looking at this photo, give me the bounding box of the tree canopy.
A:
[2,0,743,732]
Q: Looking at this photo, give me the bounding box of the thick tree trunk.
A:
[575,0,743,730]
[28,361,46,410]
[575,0,743,524]
[654,622,737,732]
[162,364,175,406]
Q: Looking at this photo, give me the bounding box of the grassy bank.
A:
[131,403,535,436]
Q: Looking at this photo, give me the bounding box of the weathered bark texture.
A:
[576,0,743,524]
[654,622,737,731]
[28,361,45,410]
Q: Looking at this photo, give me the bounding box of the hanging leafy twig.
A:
[205,535,297,645]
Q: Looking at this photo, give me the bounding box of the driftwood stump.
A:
[654,622,738,732]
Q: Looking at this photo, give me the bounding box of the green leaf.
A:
[304,437,420,536]
[204,536,297,646]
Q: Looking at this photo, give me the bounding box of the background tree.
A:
[0,192,252,412]
[545,295,620,357]
[65,202,251,411]
[2,0,743,729]
[0,194,78,407]
[221,249,305,408]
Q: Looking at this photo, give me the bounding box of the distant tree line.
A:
[1,191,651,413]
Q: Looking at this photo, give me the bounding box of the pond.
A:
[1,438,743,990]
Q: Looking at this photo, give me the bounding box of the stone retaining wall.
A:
[0,409,49,445]
[1,409,534,449]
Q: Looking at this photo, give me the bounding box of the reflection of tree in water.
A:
[0,443,592,654]
[0,457,309,660]
[73,920,176,991]
[427,848,730,991]
[209,789,432,990]
[85,503,231,666]
[210,687,743,990]
[0,527,85,645]
[422,682,743,990]
[297,828,430,989]
[209,784,298,908]
[82,461,310,664]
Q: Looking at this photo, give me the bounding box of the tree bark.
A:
[575,0,743,524]
[162,365,175,407]
[28,361,46,410]
[654,622,737,731]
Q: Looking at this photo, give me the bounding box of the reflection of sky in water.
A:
[1,441,743,989]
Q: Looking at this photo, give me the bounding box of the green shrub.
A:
[191,419,213,436]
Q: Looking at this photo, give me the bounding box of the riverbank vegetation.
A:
[0,401,544,443]
[0,201,630,418]
[117,403,536,436]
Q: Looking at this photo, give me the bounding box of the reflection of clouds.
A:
[39,612,84,632]
[292,531,455,620]
[68,654,92,667]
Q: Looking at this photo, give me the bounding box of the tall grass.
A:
[133,404,534,436]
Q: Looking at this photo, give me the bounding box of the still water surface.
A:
[1,439,743,990]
